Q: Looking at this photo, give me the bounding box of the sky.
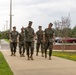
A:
[0,0,76,32]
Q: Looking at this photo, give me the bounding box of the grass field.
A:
[52,51,76,61]
[4,39,9,42]
[0,52,14,75]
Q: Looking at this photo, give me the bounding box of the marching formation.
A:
[9,21,55,60]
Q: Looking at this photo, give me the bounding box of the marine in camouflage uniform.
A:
[25,21,34,60]
[44,23,55,60]
[9,26,19,56]
[36,26,44,57]
[19,27,25,57]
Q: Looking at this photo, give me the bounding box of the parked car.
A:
[63,37,76,43]
[55,37,62,43]
[55,37,76,43]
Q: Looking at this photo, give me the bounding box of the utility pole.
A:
[4,25,5,31]
[10,0,12,32]
[6,21,8,30]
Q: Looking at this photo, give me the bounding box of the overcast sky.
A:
[0,0,76,32]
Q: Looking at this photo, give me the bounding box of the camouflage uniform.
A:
[19,30,25,57]
[36,29,44,57]
[44,24,54,59]
[25,21,34,60]
[9,30,19,56]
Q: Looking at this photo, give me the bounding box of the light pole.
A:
[10,0,12,32]
[6,21,8,30]
[4,25,5,31]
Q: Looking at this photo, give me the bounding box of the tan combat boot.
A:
[49,56,51,60]
[10,52,13,56]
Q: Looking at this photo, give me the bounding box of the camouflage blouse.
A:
[10,31,19,42]
[19,32,25,43]
[44,28,54,42]
[25,27,34,42]
[36,30,44,41]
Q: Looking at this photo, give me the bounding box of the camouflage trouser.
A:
[25,42,34,57]
[36,41,44,54]
[44,41,53,57]
[19,42,25,55]
[10,42,17,53]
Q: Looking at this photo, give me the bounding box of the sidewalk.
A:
[1,39,76,75]
[1,50,76,75]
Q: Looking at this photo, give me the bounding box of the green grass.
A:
[4,39,9,42]
[52,51,76,61]
[0,52,14,75]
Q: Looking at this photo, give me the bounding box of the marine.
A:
[25,21,35,60]
[9,26,19,56]
[44,23,55,60]
[36,26,44,57]
[19,27,25,57]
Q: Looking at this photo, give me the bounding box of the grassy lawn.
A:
[0,52,14,75]
[4,39,9,42]
[52,51,76,61]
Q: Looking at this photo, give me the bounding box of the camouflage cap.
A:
[39,26,42,28]
[29,21,33,24]
[21,27,24,30]
[13,26,16,29]
[49,22,53,26]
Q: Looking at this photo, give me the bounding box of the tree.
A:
[54,14,71,37]
[71,25,76,37]
[54,14,71,51]
[54,20,62,37]
[61,15,71,37]
[0,30,10,39]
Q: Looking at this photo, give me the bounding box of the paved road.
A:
[1,40,76,75]
[0,39,10,50]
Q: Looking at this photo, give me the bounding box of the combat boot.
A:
[45,54,47,58]
[42,53,44,57]
[31,55,34,60]
[22,54,25,57]
[49,56,51,60]
[14,52,16,56]
[36,52,38,56]
[10,52,13,56]
[27,55,30,60]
